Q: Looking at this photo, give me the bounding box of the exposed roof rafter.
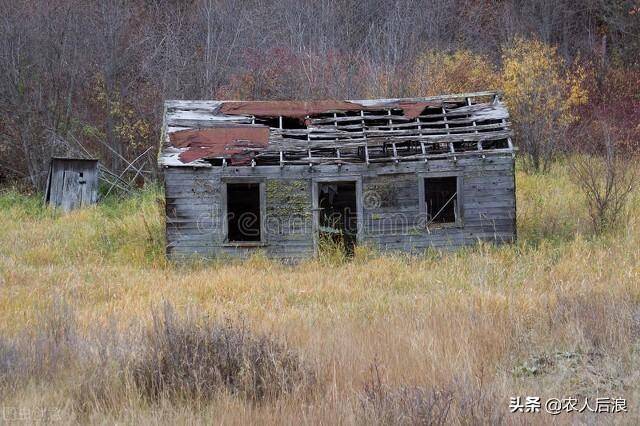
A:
[159,91,514,168]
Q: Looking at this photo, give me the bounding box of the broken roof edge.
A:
[163,90,502,109]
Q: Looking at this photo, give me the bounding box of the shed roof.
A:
[159,91,513,167]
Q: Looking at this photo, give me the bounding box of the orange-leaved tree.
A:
[502,38,588,172]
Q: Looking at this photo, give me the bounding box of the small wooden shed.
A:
[159,91,517,260]
[44,157,99,211]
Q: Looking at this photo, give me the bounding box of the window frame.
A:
[418,171,464,228]
[220,177,267,246]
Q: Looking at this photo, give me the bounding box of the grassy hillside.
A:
[0,162,638,424]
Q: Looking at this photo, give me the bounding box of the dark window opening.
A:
[318,181,357,254]
[425,176,458,224]
[227,183,261,242]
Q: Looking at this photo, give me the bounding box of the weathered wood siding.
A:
[164,154,515,260]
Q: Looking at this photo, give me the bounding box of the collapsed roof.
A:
[159,91,514,167]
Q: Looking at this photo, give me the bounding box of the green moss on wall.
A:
[266,179,311,218]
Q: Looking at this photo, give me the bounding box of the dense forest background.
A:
[0,0,638,188]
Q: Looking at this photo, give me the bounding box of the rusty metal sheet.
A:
[169,125,269,165]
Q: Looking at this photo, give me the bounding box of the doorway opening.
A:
[318,181,358,255]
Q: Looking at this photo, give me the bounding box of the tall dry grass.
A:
[0,162,639,424]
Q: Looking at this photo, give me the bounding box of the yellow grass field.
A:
[0,162,639,424]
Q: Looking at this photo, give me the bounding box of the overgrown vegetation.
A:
[359,363,455,426]
[0,298,312,421]
[133,303,313,402]
[569,121,639,234]
[1,162,640,423]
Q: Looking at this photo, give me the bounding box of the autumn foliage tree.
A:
[501,38,588,172]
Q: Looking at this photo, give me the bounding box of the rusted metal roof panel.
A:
[169,125,269,165]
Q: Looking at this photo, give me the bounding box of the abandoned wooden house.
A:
[44,157,99,211]
[159,91,516,260]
